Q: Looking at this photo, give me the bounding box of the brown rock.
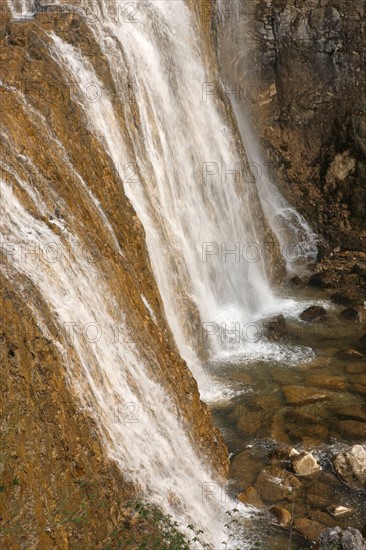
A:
[339,307,366,324]
[283,386,330,406]
[346,363,366,374]
[294,518,325,542]
[307,373,346,390]
[307,481,337,508]
[269,505,292,527]
[237,486,263,508]
[337,420,366,440]
[300,305,328,323]
[255,466,302,503]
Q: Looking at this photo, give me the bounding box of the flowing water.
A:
[3,1,358,549]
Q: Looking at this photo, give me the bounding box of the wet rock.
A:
[230,449,264,487]
[346,363,366,374]
[269,445,299,461]
[307,480,336,508]
[333,445,366,489]
[307,373,346,390]
[331,293,357,307]
[261,314,287,341]
[300,305,327,323]
[309,272,333,289]
[283,386,330,406]
[341,349,366,360]
[355,334,366,354]
[269,505,292,527]
[291,452,320,476]
[338,420,366,440]
[333,404,366,422]
[255,465,302,503]
[294,518,325,542]
[350,373,366,396]
[340,307,366,324]
[237,486,263,508]
[290,275,302,286]
[318,526,366,550]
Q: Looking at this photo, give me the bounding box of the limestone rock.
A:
[291,452,320,476]
[333,445,366,489]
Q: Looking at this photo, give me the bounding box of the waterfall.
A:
[45,0,282,376]
[2,0,318,547]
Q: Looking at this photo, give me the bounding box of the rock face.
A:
[333,445,366,489]
[214,0,366,252]
[0,5,229,547]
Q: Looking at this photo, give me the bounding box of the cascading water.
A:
[2,0,319,547]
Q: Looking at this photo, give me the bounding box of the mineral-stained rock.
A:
[333,445,366,489]
[283,386,330,406]
[291,452,320,476]
[338,420,366,440]
[237,486,263,508]
[269,505,292,527]
[294,518,325,542]
[255,465,302,503]
[307,373,346,390]
[300,305,328,323]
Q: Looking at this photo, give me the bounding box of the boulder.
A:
[255,465,302,503]
[339,307,366,323]
[331,293,357,307]
[291,452,320,476]
[261,314,287,341]
[237,485,263,508]
[294,518,325,542]
[309,272,333,289]
[300,305,327,322]
[333,445,366,489]
[269,505,292,527]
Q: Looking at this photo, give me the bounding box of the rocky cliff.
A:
[215,0,366,254]
[0,4,228,548]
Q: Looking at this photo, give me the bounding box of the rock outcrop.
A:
[214,0,366,252]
